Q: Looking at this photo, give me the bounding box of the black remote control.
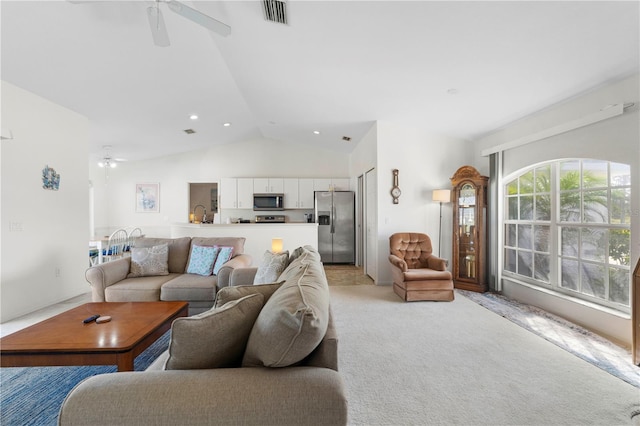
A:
[83,314,100,324]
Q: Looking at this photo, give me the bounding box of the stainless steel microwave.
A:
[253,193,284,211]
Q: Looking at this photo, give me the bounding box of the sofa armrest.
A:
[85,257,131,302]
[229,267,259,286]
[388,254,407,272]
[59,368,347,426]
[426,255,448,271]
[216,254,253,289]
[304,307,339,371]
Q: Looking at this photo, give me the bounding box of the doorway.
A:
[356,175,364,267]
[189,182,218,223]
[365,168,377,282]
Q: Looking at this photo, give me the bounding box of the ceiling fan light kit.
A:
[98,160,117,169]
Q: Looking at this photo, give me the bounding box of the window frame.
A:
[502,159,631,313]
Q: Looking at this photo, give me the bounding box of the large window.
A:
[504,159,631,311]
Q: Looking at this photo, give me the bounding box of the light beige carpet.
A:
[329,285,640,425]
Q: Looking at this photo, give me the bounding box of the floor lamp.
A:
[432,189,451,258]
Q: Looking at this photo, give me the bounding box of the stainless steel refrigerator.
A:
[315,191,355,264]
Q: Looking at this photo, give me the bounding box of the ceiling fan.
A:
[97,145,126,168]
[70,0,231,47]
[97,145,126,180]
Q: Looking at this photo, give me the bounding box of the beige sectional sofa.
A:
[60,246,348,426]
[85,236,253,315]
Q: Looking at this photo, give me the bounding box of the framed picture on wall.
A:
[136,183,160,213]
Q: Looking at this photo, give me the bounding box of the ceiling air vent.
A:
[263,0,288,25]
[183,129,196,134]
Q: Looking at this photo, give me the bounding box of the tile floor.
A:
[324,264,374,286]
[0,293,91,338]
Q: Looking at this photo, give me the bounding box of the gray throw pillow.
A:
[253,250,290,284]
[165,293,264,370]
[128,243,169,277]
[214,282,284,309]
[242,247,330,368]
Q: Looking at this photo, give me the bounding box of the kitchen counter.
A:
[170,223,318,266]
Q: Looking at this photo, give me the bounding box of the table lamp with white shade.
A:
[271,238,283,253]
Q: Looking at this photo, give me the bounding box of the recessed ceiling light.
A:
[447,88,459,95]
[313,130,320,135]
[189,114,198,120]
[223,122,232,127]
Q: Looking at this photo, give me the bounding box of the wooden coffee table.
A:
[0,301,188,371]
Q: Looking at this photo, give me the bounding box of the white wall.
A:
[1,81,89,322]
[349,123,378,278]
[91,138,351,237]
[472,74,640,346]
[373,121,469,285]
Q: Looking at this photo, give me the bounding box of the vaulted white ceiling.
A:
[2,1,638,163]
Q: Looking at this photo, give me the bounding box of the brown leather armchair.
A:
[389,232,454,302]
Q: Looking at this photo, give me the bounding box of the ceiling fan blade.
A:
[146,6,170,47]
[167,0,231,37]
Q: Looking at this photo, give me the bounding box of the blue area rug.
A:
[0,331,170,426]
[458,290,640,388]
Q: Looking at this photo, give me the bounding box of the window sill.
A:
[501,275,631,319]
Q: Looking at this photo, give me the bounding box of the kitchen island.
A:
[170,223,318,266]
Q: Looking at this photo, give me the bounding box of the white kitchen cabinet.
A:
[283,178,315,209]
[220,178,253,209]
[223,176,346,210]
[283,178,299,209]
[313,178,350,191]
[220,178,237,209]
[331,178,350,191]
[254,178,283,193]
[313,179,332,192]
[298,178,315,208]
[237,178,254,209]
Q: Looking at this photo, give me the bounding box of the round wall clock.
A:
[391,169,401,204]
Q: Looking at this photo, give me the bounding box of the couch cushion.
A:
[253,250,289,284]
[165,293,265,370]
[128,244,169,278]
[213,246,234,276]
[104,273,179,302]
[134,237,191,273]
[214,282,284,309]
[186,245,220,276]
[276,245,317,283]
[242,246,330,368]
[160,274,218,301]
[288,246,306,264]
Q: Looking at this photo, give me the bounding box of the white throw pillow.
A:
[128,243,169,277]
[253,250,290,284]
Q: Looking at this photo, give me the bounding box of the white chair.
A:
[126,227,143,253]
[103,229,128,262]
[89,247,99,266]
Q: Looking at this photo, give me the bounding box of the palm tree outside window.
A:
[504,159,631,312]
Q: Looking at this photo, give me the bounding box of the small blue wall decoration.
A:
[42,165,60,191]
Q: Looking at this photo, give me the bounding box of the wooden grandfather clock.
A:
[450,166,488,292]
